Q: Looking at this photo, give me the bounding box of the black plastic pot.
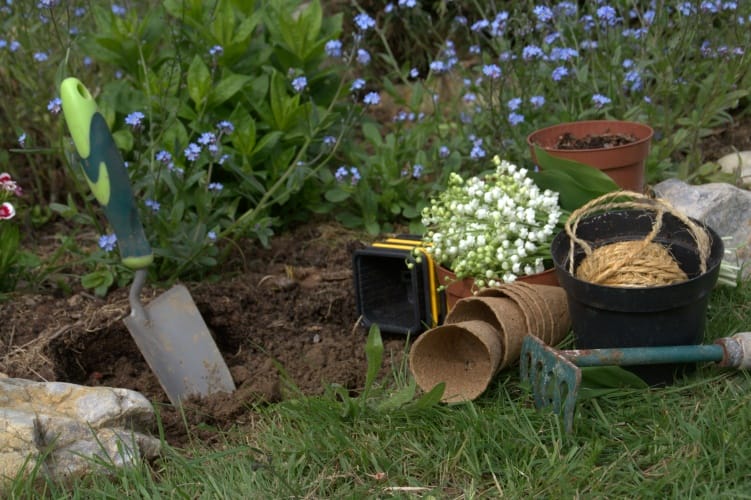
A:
[551,209,724,385]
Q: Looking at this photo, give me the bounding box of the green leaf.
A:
[529,146,620,211]
[363,324,384,393]
[231,116,257,156]
[170,200,185,224]
[162,121,189,153]
[198,256,217,266]
[49,202,77,219]
[533,146,620,193]
[336,212,362,228]
[530,169,605,212]
[409,219,426,235]
[324,188,350,203]
[580,366,649,390]
[300,0,323,61]
[250,131,283,161]
[269,72,291,130]
[231,10,261,45]
[409,82,425,109]
[0,224,20,279]
[81,269,115,295]
[375,380,417,412]
[111,129,134,152]
[401,205,419,219]
[209,73,252,107]
[187,55,211,107]
[405,382,445,411]
[210,0,234,45]
[362,122,382,146]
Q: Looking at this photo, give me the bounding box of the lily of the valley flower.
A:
[421,156,561,287]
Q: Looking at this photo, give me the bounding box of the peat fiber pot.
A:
[409,320,503,403]
[527,120,654,192]
[436,264,559,312]
[551,192,724,385]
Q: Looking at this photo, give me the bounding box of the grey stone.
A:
[717,150,751,185]
[653,179,751,277]
[0,379,161,489]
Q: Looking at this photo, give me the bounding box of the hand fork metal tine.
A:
[521,335,581,433]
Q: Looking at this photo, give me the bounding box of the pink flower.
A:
[0,202,15,220]
[0,173,20,196]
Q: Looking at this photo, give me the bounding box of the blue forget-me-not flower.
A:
[216,120,234,134]
[592,94,612,108]
[350,78,366,92]
[354,12,376,31]
[508,112,525,126]
[198,132,216,146]
[184,143,201,161]
[98,234,117,252]
[291,76,307,93]
[363,92,380,105]
[145,199,160,212]
[357,48,371,65]
[530,95,545,108]
[47,97,62,115]
[551,66,569,81]
[125,111,145,128]
[325,39,342,58]
[482,64,501,79]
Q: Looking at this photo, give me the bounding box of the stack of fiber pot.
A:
[409,282,571,403]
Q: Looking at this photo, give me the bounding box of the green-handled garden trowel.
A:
[60,77,236,406]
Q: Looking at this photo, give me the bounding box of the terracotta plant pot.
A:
[527,120,654,192]
[436,265,559,312]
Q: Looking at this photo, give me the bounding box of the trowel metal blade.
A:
[123,284,236,406]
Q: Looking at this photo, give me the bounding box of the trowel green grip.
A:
[60,77,153,269]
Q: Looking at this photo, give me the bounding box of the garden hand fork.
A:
[520,333,751,433]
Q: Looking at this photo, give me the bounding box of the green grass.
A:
[9,283,751,498]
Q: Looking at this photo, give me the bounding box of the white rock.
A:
[654,179,751,277]
[0,379,161,490]
[717,150,751,185]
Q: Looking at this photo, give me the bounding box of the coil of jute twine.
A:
[565,191,711,287]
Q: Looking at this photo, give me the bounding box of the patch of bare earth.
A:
[0,224,407,446]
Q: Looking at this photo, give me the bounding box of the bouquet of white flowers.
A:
[421,156,562,288]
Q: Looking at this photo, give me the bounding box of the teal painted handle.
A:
[60,78,153,269]
[561,345,724,367]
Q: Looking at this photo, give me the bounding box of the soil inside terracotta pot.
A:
[554,131,638,149]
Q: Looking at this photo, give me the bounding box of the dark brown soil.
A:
[555,132,638,150]
[0,223,407,446]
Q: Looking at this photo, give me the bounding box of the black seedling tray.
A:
[353,236,444,335]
